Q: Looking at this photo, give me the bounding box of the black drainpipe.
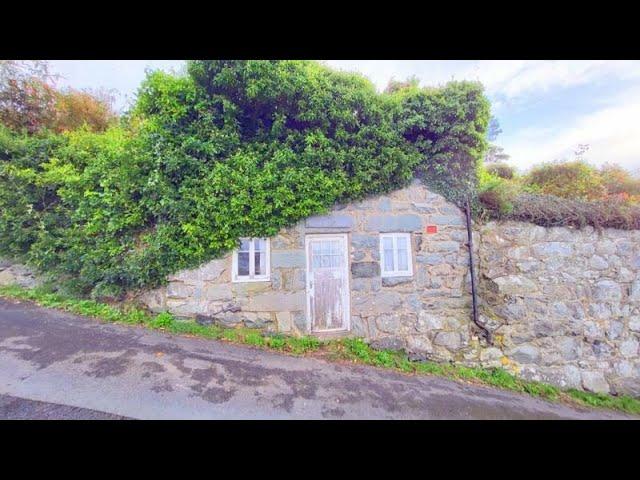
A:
[464,197,492,345]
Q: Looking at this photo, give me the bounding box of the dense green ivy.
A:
[0,60,490,297]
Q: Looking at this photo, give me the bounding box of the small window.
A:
[379,233,413,277]
[232,238,270,282]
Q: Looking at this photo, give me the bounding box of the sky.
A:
[47,60,640,174]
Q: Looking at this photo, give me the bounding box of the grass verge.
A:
[1,283,639,416]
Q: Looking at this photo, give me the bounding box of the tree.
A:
[53,87,117,133]
[0,60,58,133]
[487,116,502,142]
[0,61,117,134]
[484,144,510,164]
[483,116,510,164]
[389,80,491,203]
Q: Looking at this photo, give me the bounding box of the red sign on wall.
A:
[426,225,438,234]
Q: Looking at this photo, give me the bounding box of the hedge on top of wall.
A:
[0,60,490,298]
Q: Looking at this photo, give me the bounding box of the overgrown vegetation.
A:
[0,60,490,297]
[478,155,640,229]
[1,283,638,416]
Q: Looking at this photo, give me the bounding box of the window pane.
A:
[321,254,330,267]
[396,236,407,251]
[254,251,265,275]
[383,248,394,271]
[398,249,408,271]
[239,238,250,251]
[254,238,266,252]
[382,237,393,250]
[238,252,250,276]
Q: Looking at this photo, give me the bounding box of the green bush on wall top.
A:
[0,60,490,298]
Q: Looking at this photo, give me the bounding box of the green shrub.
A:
[477,168,519,215]
[486,162,515,179]
[525,160,605,201]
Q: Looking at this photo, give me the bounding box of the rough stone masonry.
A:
[478,221,640,397]
[2,182,639,397]
[138,181,475,363]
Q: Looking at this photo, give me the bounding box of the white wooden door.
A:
[305,234,350,332]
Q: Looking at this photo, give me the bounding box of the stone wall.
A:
[478,222,640,396]
[0,259,41,288]
[139,180,477,362]
[3,182,639,398]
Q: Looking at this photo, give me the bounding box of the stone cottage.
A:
[140,179,478,360]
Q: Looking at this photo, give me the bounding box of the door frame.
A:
[305,233,351,333]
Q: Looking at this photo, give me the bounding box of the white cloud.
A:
[326,60,640,101]
[476,60,640,103]
[500,84,640,172]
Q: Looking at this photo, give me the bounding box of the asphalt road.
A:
[0,393,129,419]
[0,297,634,420]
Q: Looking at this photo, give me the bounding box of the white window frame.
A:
[379,233,413,278]
[232,237,271,282]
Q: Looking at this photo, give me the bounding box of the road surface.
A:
[0,297,633,419]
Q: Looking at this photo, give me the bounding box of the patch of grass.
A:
[566,389,640,415]
[1,283,639,416]
[148,311,174,329]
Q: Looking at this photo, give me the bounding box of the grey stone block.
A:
[166,282,195,299]
[370,336,405,351]
[376,314,401,333]
[429,241,461,253]
[416,253,444,265]
[620,338,639,358]
[195,314,215,326]
[247,292,305,312]
[378,198,391,212]
[351,234,378,249]
[412,203,438,214]
[271,250,305,268]
[431,215,465,226]
[292,311,307,332]
[510,344,540,364]
[365,214,422,232]
[382,276,413,287]
[582,371,610,394]
[433,331,462,350]
[531,242,573,257]
[589,255,609,270]
[593,280,622,302]
[351,262,380,278]
[305,214,353,229]
[352,250,365,262]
